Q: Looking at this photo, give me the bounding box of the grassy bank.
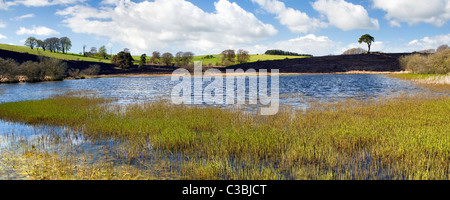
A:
[190,54,309,66]
[0,93,449,180]
[389,74,450,93]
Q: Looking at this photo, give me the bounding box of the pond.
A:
[0,74,419,105]
[0,74,423,179]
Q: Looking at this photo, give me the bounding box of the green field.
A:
[0,43,308,67]
[0,43,111,63]
[191,54,309,66]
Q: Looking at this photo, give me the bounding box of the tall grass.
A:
[0,93,448,180]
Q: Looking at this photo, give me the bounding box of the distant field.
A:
[0,43,111,63]
[1,43,309,66]
[192,54,309,66]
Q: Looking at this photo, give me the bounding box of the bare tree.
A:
[161,52,174,66]
[150,51,160,64]
[221,49,236,65]
[236,49,250,64]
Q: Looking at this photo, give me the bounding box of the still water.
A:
[0,74,419,105]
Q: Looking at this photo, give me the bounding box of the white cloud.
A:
[0,33,6,39]
[248,34,450,56]
[11,13,35,21]
[16,26,60,36]
[373,0,450,27]
[274,34,341,56]
[251,0,327,33]
[406,34,450,50]
[245,34,343,56]
[0,21,6,28]
[0,0,84,9]
[312,0,379,31]
[56,0,278,54]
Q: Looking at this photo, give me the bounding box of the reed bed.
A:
[0,93,448,180]
[389,74,450,94]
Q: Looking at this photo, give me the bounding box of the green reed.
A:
[0,93,448,180]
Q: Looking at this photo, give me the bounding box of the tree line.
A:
[25,36,72,54]
[264,49,312,57]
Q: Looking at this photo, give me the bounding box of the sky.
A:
[0,0,449,56]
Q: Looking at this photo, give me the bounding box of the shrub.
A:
[400,50,450,74]
[68,68,81,79]
[0,58,20,82]
[39,57,67,81]
[81,64,101,76]
[342,48,366,55]
[21,61,45,82]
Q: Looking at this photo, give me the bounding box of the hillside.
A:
[0,43,111,63]
[0,48,176,75]
[1,43,411,75]
[224,53,411,73]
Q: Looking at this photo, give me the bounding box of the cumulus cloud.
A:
[373,0,450,27]
[248,34,450,56]
[56,0,278,54]
[16,26,60,36]
[0,21,6,28]
[251,0,327,33]
[0,33,7,39]
[312,0,379,31]
[407,34,450,50]
[245,34,343,56]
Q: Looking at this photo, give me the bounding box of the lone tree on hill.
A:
[358,34,375,54]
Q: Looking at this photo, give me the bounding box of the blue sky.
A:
[0,0,449,56]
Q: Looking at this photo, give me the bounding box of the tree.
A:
[59,37,71,54]
[25,37,37,49]
[237,49,250,64]
[221,49,236,64]
[36,39,44,51]
[98,45,108,59]
[161,52,174,66]
[111,51,134,69]
[45,37,61,53]
[139,54,147,69]
[436,44,449,53]
[182,52,194,66]
[150,51,160,64]
[358,34,375,54]
[175,51,184,66]
[83,45,86,56]
[89,47,98,57]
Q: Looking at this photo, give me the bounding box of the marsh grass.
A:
[0,93,448,180]
[389,74,450,94]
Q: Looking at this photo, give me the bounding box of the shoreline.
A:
[90,70,410,78]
